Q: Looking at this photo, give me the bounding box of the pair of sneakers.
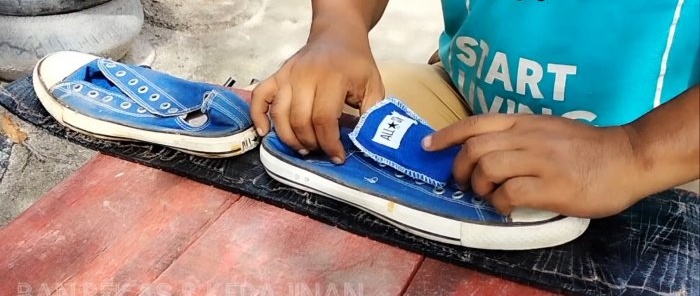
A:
[35,51,589,250]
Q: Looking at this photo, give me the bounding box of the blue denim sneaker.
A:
[260,98,590,250]
[32,51,258,157]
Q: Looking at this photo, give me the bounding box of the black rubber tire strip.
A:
[0,0,111,17]
[0,0,143,81]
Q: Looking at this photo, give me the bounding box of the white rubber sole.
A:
[260,144,590,250]
[32,52,258,158]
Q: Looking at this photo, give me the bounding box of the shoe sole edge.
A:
[259,143,590,250]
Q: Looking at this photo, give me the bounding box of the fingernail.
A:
[458,182,471,192]
[256,128,264,136]
[422,136,432,150]
[331,156,344,165]
[298,149,309,156]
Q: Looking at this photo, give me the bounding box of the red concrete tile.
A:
[0,155,237,295]
[151,197,423,296]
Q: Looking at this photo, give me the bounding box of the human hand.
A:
[423,114,645,218]
[251,31,384,164]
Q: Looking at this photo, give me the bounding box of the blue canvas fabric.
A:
[264,129,506,224]
[48,58,252,137]
[349,97,460,188]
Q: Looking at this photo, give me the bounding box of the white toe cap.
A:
[510,207,560,223]
[35,51,100,88]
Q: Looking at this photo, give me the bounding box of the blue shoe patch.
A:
[349,97,460,188]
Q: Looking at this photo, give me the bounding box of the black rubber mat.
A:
[0,135,11,182]
[1,76,698,295]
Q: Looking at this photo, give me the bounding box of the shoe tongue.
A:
[93,58,208,116]
[348,97,460,187]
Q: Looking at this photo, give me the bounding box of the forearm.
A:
[308,0,389,44]
[624,85,700,194]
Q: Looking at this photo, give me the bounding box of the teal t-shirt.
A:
[438,0,699,126]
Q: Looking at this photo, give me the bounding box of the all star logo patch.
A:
[371,111,416,149]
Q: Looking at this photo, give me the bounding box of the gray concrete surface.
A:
[0,114,96,226]
[140,0,443,83]
[0,0,444,227]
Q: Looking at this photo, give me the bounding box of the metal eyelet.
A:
[105,62,117,68]
[160,102,171,110]
[136,107,147,113]
[102,95,113,102]
[138,86,148,93]
[120,102,132,109]
[72,84,83,91]
[433,187,445,195]
[452,191,464,200]
[167,108,178,114]
[394,172,404,178]
[128,79,138,86]
[87,90,99,98]
[115,71,126,77]
[378,163,387,168]
[149,94,160,101]
[414,180,424,185]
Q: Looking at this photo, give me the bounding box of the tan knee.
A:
[377,62,470,129]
